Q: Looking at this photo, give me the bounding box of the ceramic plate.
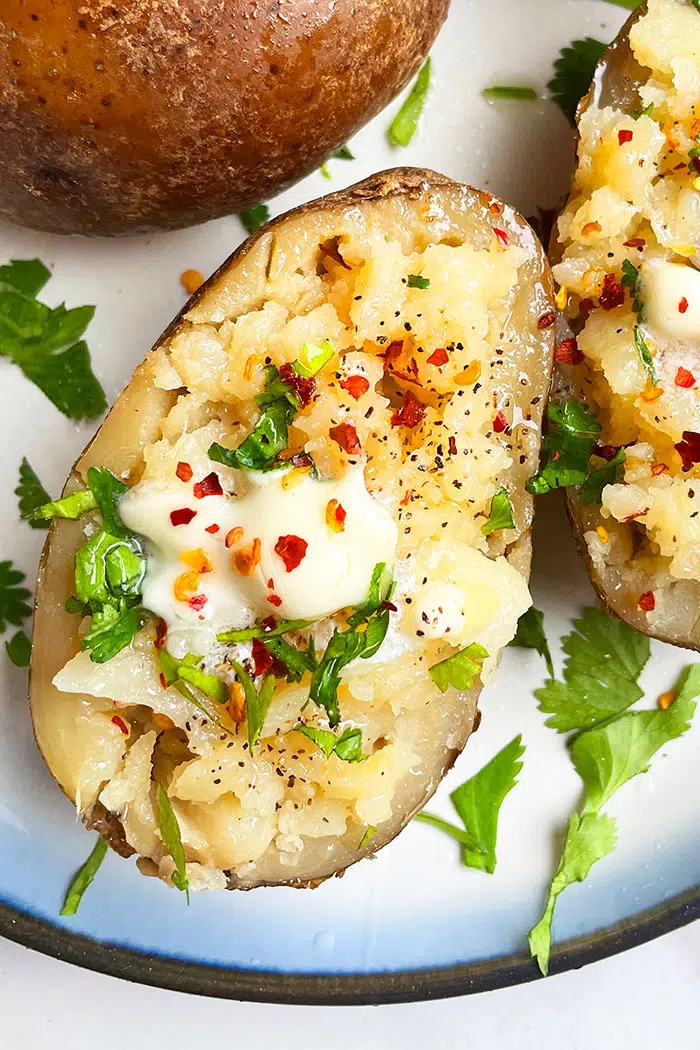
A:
[1,0,699,1005]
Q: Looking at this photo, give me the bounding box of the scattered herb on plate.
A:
[60,836,108,916]
[508,606,554,677]
[548,38,607,125]
[16,458,51,528]
[388,57,431,146]
[482,85,538,101]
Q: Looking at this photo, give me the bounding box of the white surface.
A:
[1,923,698,1048]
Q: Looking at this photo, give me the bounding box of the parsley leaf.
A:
[508,606,554,677]
[407,274,431,289]
[334,145,355,161]
[239,204,270,234]
[156,784,189,902]
[86,466,130,538]
[0,561,31,634]
[429,643,488,694]
[16,458,51,528]
[535,607,650,732]
[208,365,299,470]
[359,825,376,848]
[263,634,317,683]
[482,85,538,101]
[27,487,98,523]
[296,724,366,762]
[388,57,431,146]
[621,259,643,316]
[294,339,334,378]
[18,339,107,420]
[578,448,625,506]
[527,400,601,496]
[634,326,657,384]
[0,259,50,297]
[81,602,146,663]
[6,629,31,667]
[60,835,108,916]
[548,38,607,125]
[481,486,515,536]
[232,662,276,748]
[217,618,312,643]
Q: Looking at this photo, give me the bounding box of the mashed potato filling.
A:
[52,222,534,889]
[554,0,700,609]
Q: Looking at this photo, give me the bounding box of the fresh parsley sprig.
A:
[548,38,607,125]
[527,400,601,496]
[16,458,52,528]
[508,606,554,677]
[429,643,488,693]
[481,486,515,536]
[209,365,300,471]
[295,724,366,762]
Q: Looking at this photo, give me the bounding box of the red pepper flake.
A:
[400,489,414,506]
[261,616,277,633]
[391,390,426,428]
[623,507,649,523]
[493,410,508,433]
[329,421,362,454]
[326,498,347,532]
[205,523,220,534]
[111,715,129,736]
[155,618,167,650]
[448,435,457,456]
[340,375,370,400]
[232,538,262,577]
[267,578,274,589]
[492,227,509,248]
[675,430,700,470]
[275,534,308,572]
[225,526,244,548]
[554,337,584,365]
[188,594,208,612]
[679,297,689,314]
[252,637,274,677]
[537,311,556,330]
[193,472,223,499]
[381,600,398,612]
[675,366,695,388]
[599,273,624,310]
[176,461,193,482]
[159,673,168,690]
[618,129,633,145]
[426,347,449,368]
[279,362,315,407]
[382,341,403,371]
[593,443,620,461]
[652,462,669,476]
[170,507,196,527]
[638,590,656,612]
[267,594,283,607]
[579,297,594,314]
[623,238,646,249]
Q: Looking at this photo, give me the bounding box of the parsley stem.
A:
[414,811,480,851]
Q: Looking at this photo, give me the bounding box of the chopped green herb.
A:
[6,628,31,668]
[414,812,478,849]
[508,606,554,677]
[633,101,655,120]
[359,825,376,848]
[19,340,107,421]
[621,259,643,317]
[388,57,431,147]
[232,662,276,748]
[16,458,51,528]
[603,0,642,8]
[0,561,31,634]
[634,326,657,384]
[294,339,334,378]
[208,365,299,471]
[482,85,538,101]
[0,258,50,297]
[263,633,317,683]
[406,274,430,289]
[156,784,189,902]
[320,162,331,180]
[429,642,488,694]
[60,836,108,916]
[295,724,365,762]
[481,486,515,536]
[535,607,650,733]
[417,735,525,873]
[526,400,601,496]
[27,487,98,523]
[578,448,625,506]
[177,663,228,703]
[81,602,145,663]
[346,561,392,627]
[65,596,89,615]
[239,204,270,234]
[86,467,130,539]
[548,38,607,125]
[334,145,355,160]
[216,618,312,644]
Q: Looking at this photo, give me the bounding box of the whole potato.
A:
[0,0,449,235]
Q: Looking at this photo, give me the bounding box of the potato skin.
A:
[0,0,449,235]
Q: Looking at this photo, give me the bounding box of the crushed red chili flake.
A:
[326,498,347,532]
[159,672,168,690]
[170,507,196,527]
[679,297,689,314]
[623,238,646,249]
[261,616,277,633]
[176,461,193,482]
[426,347,449,367]
[537,311,556,329]
[618,129,633,145]
[340,375,370,400]
[193,472,223,499]
[623,507,649,523]
[593,443,620,461]
[382,341,403,370]
[492,227,509,248]
[329,421,362,454]
[579,297,594,313]
[279,362,315,407]
[205,523,220,534]
[599,273,624,310]
[391,390,425,428]
[225,527,244,548]
[674,430,700,470]
[232,538,262,576]
[111,715,129,735]
[381,600,398,612]
[400,489,414,506]
[188,593,208,612]
[155,618,167,650]
[252,637,274,677]
[267,594,283,607]
[267,578,274,589]
[638,590,656,612]
[448,435,457,456]
[275,534,308,572]
[493,410,508,433]
[652,462,668,476]
[554,337,584,364]
[675,366,695,388]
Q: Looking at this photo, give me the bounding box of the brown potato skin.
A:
[0,0,449,235]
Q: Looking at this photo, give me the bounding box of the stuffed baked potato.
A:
[552,0,700,648]
[30,168,555,892]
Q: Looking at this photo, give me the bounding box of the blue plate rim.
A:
[1,884,698,1003]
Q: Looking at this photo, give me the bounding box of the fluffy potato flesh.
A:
[31,169,554,891]
[553,0,700,648]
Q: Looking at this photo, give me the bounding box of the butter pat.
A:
[641,259,700,341]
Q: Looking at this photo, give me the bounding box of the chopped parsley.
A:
[320,145,355,178]
[217,618,312,643]
[156,784,190,902]
[548,38,607,125]
[481,486,515,536]
[482,85,538,101]
[239,204,270,234]
[0,258,106,420]
[429,642,488,693]
[526,400,601,496]
[406,274,431,289]
[0,561,31,634]
[359,825,376,848]
[417,735,525,873]
[634,326,657,384]
[508,606,553,677]
[578,447,625,506]
[232,661,276,748]
[294,339,334,378]
[27,487,98,523]
[6,629,31,668]
[388,57,431,146]
[16,458,51,528]
[621,259,643,317]
[295,724,366,762]
[208,365,299,471]
[60,836,108,916]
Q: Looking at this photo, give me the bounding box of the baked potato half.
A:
[551,0,700,648]
[30,168,555,893]
[0,0,448,235]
